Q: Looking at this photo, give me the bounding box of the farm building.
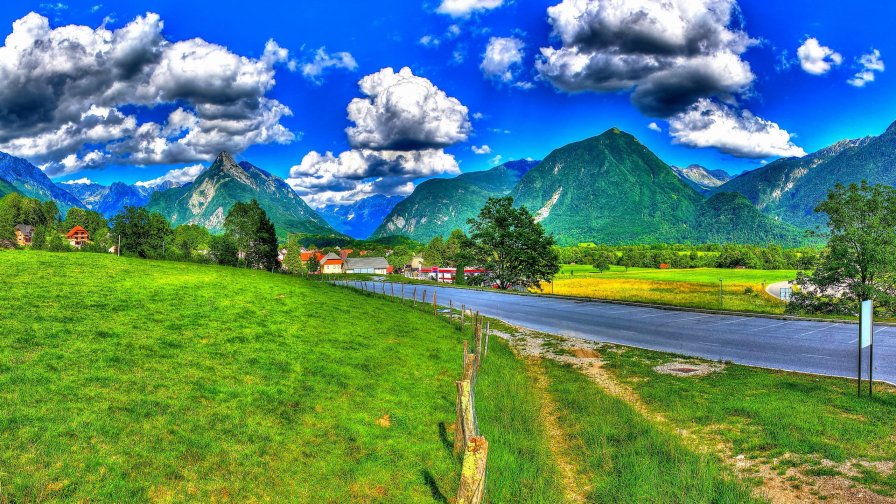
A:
[320,252,344,274]
[14,224,34,246]
[66,226,90,248]
[344,257,390,274]
[417,266,487,284]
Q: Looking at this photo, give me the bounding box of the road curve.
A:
[342,281,893,385]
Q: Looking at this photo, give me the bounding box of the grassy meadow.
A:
[0,250,569,502]
[0,250,766,502]
[545,266,796,314]
[601,345,896,497]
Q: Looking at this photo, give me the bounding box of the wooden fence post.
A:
[433,291,438,317]
[401,284,405,303]
[423,289,427,304]
[413,286,417,306]
[461,305,465,329]
[456,436,488,504]
[484,321,490,359]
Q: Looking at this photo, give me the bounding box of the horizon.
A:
[1,0,894,208]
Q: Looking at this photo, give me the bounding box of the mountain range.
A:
[671,164,732,192]
[709,123,896,229]
[318,194,405,239]
[145,152,338,239]
[3,120,896,247]
[371,159,539,242]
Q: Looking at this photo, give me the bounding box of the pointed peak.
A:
[214,151,237,165]
[885,120,896,136]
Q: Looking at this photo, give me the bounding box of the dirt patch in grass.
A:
[492,321,894,504]
[654,361,725,377]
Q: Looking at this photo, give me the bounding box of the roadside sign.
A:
[780,287,792,302]
[860,300,873,348]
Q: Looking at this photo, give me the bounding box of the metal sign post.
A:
[859,300,873,397]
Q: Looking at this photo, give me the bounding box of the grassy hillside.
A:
[0,251,565,501]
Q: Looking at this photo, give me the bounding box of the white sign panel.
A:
[860,300,873,349]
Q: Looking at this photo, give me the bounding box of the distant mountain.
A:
[371,159,539,242]
[0,178,15,198]
[511,128,804,246]
[146,152,337,239]
[709,124,893,228]
[671,164,731,192]
[0,152,83,213]
[318,194,405,239]
[61,181,180,218]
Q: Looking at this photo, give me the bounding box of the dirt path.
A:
[493,323,895,504]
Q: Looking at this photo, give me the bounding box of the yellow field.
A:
[541,277,786,314]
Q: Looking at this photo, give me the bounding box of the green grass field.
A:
[0,250,765,502]
[601,346,896,497]
[547,266,796,314]
[0,251,571,502]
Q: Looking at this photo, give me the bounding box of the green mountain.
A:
[0,177,16,198]
[511,128,804,246]
[0,152,84,213]
[710,123,896,229]
[146,152,337,239]
[371,159,538,242]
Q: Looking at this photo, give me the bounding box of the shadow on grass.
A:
[422,470,449,504]
[437,421,453,453]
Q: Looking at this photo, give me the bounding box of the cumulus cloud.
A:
[289,67,469,206]
[481,36,524,83]
[135,164,205,188]
[668,99,805,158]
[437,0,504,17]
[61,177,94,185]
[536,0,756,117]
[647,122,662,132]
[848,49,885,87]
[471,144,491,154]
[0,12,295,176]
[298,47,358,84]
[797,38,842,75]
[490,154,503,165]
[346,67,471,150]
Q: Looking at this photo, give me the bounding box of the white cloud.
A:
[648,122,662,132]
[298,47,358,84]
[0,12,295,177]
[437,0,504,17]
[471,144,491,154]
[490,154,503,165]
[668,99,805,159]
[135,164,205,188]
[61,177,94,185]
[346,67,471,150]
[289,67,470,206]
[481,36,524,83]
[848,49,885,87]
[536,0,756,117]
[797,38,842,75]
[419,35,440,48]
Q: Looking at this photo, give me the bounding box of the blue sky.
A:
[2,0,894,206]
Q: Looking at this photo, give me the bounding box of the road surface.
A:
[341,281,893,385]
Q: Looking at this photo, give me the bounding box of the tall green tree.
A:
[444,229,476,284]
[422,235,446,266]
[282,234,306,273]
[791,182,896,315]
[63,207,108,237]
[111,206,172,258]
[223,200,278,270]
[468,197,560,290]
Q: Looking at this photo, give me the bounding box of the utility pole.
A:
[118,234,121,257]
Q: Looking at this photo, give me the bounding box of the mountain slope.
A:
[318,194,405,239]
[146,152,337,238]
[671,164,731,192]
[0,177,16,198]
[512,129,705,245]
[0,152,83,212]
[371,159,538,242]
[512,128,804,246]
[709,136,874,228]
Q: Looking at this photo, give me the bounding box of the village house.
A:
[66,225,90,248]
[319,252,344,274]
[344,257,391,275]
[14,224,34,246]
[415,266,487,284]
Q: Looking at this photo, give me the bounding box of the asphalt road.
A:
[341,281,893,385]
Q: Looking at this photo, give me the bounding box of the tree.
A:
[592,251,614,272]
[209,234,239,266]
[467,197,560,290]
[171,224,211,260]
[282,234,306,273]
[111,206,172,258]
[790,182,896,316]
[444,229,476,284]
[422,235,446,266]
[63,207,108,238]
[223,200,278,270]
[306,253,320,274]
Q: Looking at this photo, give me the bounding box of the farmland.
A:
[545,266,797,313]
